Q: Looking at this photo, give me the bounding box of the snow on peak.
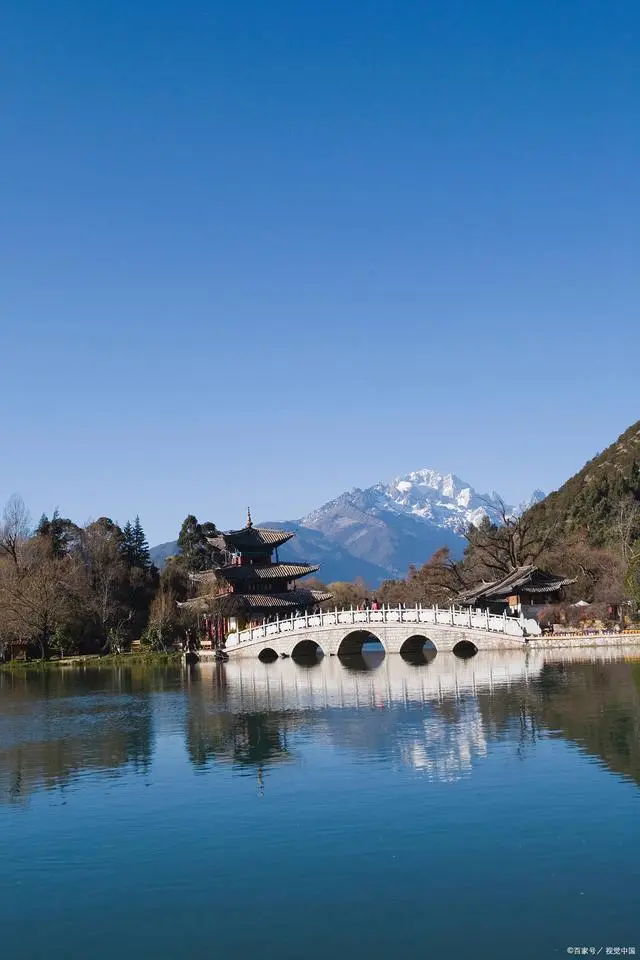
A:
[301,466,544,538]
[372,468,540,534]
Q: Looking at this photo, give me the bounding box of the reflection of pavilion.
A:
[186,649,640,785]
[185,653,546,784]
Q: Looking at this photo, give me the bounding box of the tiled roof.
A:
[207,527,294,551]
[218,563,319,582]
[458,565,576,603]
[179,588,332,612]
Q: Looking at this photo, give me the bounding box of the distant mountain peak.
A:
[292,466,544,579]
[151,466,544,586]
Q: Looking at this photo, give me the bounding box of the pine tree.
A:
[132,516,151,569]
[34,509,77,557]
[35,513,50,538]
[50,509,66,557]
[121,521,136,566]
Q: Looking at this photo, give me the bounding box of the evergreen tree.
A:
[121,521,136,566]
[35,509,78,557]
[35,513,51,538]
[177,515,221,571]
[132,516,151,569]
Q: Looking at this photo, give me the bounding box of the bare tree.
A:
[466,497,555,578]
[0,494,31,568]
[0,539,79,659]
[613,498,640,562]
[76,518,128,644]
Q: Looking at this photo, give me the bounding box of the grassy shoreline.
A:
[0,651,183,671]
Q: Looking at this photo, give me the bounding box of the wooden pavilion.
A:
[179,510,331,647]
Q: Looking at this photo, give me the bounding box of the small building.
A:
[456,565,576,618]
[179,511,332,646]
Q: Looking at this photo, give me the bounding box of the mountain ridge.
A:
[150,467,543,586]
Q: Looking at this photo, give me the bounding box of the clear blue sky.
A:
[2,1,639,543]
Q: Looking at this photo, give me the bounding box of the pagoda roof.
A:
[207,526,294,551]
[179,588,331,614]
[457,565,576,604]
[218,562,319,583]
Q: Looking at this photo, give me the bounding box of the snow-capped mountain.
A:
[151,469,544,586]
[322,469,544,535]
[278,470,544,583]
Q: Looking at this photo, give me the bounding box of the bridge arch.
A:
[258,648,278,663]
[291,638,324,662]
[337,630,385,658]
[453,639,478,658]
[399,635,437,664]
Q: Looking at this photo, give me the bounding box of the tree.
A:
[121,521,136,566]
[463,498,555,580]
[177,515,222,572]
[76,518,130,646]
[131,516,151,569]
[35,509,80,558]
[377,547,468,607]
[613,498,640,563]
[625,556,640,609]
[0,494,31,569]
[325,578,368,608]
[0,538,80,659]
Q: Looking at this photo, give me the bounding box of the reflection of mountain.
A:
[185,654,538,781]
[3,651,640,804]
[399,702,487,781]
[0,668,157,804]
[189,650,640,787]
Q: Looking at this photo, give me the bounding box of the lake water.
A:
[1,649,640,959]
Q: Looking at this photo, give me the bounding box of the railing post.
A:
[486,607,490,630]
[450,605,455,625]
[435,603,439,623]
[305,611,309,628]
[503,610,507,633]
[468,606,472,627]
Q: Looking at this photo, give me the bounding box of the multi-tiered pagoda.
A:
[182,511,331,647]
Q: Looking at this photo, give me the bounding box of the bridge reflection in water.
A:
[186,646,640,786]
[205,650,544,711]
[185,651,540,784]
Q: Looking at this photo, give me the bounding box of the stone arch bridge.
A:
[223,605,540,660]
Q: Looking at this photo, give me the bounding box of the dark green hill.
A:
[528,419,640,545]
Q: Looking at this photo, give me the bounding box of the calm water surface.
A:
[1,649,640,959]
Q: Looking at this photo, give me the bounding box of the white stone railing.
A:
[226,605,535,648]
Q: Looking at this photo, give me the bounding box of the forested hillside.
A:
[526,420,640,546]
[364,420,640,620]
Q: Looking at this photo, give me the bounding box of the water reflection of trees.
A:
[185,657,640,788]
[0,667,163,804]
[4,656,640,802]
[186,709,297,770]
[477,660,640,785]
[184,664,309,774]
